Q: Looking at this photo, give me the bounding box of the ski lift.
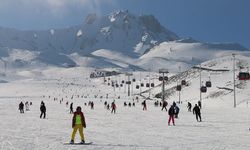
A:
[136,85,140,89]
[126,81,131,85]
[200,86,207,93]
[141,83,144,87]
[151,83,155,87]
[159,76,163,81]
[164,76,168,81]
[132,79,136,82]
[122,80,125,84]
[176,85,181,91]
[146,83,150,87]
[181,80,186,86]
[206,81,212,87]
[238,72,250,80]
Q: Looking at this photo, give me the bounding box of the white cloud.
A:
[0,0,114,16]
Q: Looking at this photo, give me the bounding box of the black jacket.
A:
[193,106,200,114]
[40,105,46,112]
[168,106,175,116]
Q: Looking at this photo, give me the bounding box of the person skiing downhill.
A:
[70,106,86,144]
[193,104,202,122]
[168,105,175,126]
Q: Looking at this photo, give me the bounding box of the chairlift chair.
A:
[200,86,207,93]
[206,81,212,87]
[238,72,250,80]
[151,83,155,87]
[176,85,182,91]
[181,80,186,86]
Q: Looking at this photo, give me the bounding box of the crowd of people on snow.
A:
[18,91,203,144]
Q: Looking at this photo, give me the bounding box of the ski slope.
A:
[0,54,250,150]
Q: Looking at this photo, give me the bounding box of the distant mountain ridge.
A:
[0,10,248,71]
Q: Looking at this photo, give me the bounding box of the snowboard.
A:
[64,142,93,145]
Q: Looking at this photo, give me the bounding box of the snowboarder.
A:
[161,100,168,111]
[19,101,24,113]
[187,102,192,112]
[40,102,46,119]
[193,104,202,122]
[70,102,74,114]
[70,106,86,144]
[111,101,116,114]
[142,100,147,111]
[168,105,175,126]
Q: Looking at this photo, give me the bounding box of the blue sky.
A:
[0,0,249,48]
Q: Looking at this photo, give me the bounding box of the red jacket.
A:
[72,112,86,128]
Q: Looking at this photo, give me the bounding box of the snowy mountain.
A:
[0,10,249,72]
[0,10,178,67]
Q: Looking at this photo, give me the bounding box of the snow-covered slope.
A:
[0,54,249,150]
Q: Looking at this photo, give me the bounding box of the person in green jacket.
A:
[70,106,86,144]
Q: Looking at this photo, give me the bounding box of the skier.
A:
[193,104,202,122]
[142,100,147,111]
[19,101,24,113]
[70,102,74,114]
[168,105,175,126]
[90,102,94,109]
[40,102,46,119]
[70,106,86,144]
[187,102,192,112]
[111,101,116,114]
[107,104,110,110]
[161,100,168,111]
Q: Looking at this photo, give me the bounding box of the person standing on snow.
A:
[40,102,46,119]
[161,100,168,111]
[187,102,192,112]
[70,106,86,144]
[168,105,175,126]
[142,100,147,111]
[19,101,24,113]
[70,102,74,114]
[193,104,202,122]
[111,101,116,114]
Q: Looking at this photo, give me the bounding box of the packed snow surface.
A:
[0,54,250,150]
